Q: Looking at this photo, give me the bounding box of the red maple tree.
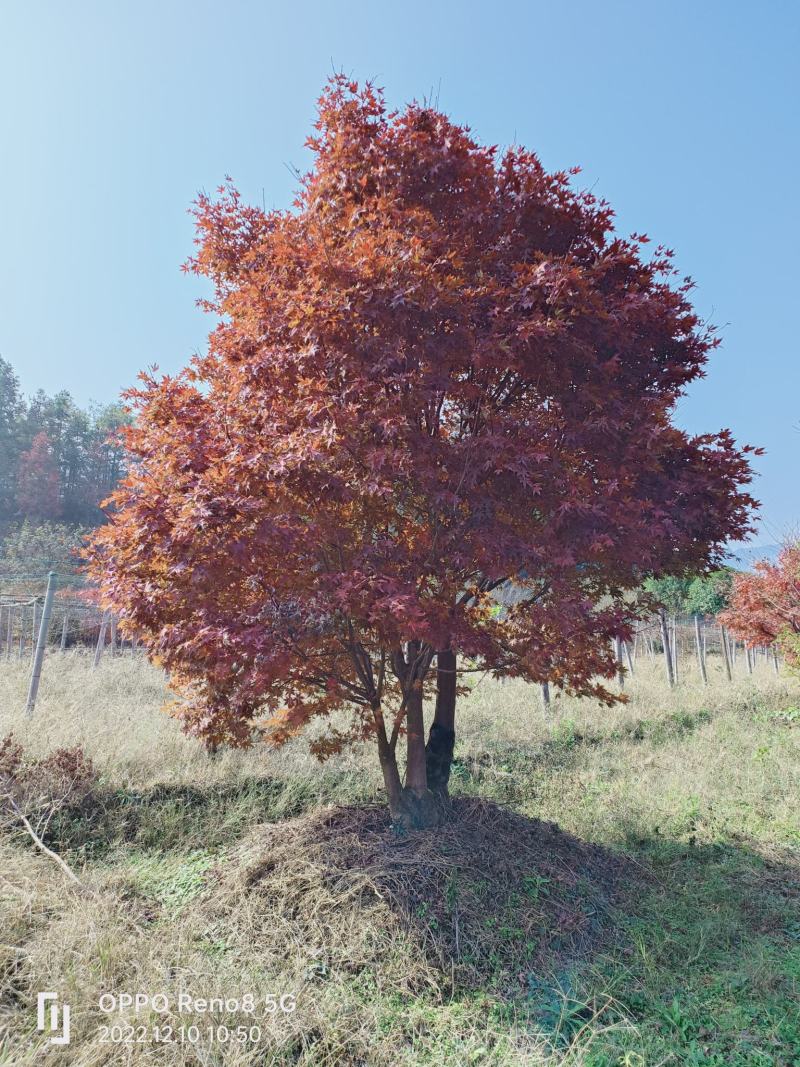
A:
[88,78,758,827]
[721,543,800,667]
[16,432,61,519]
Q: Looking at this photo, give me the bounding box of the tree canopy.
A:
[643,569,735,617]
[88,78,758,827]
[722,542,800,667]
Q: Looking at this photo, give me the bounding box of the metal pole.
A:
[26,572,57,715]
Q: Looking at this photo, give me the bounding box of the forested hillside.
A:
[0,356,128,528]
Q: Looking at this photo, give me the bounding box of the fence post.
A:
[694,615,707,685]
[720,624,732,681]
[60,611,69,651]
[659,610,675,689]
[541,681,551,709]
[624,640,635,676]
[4,605,11,659]
[26,572,57,715]
[29,601,38,662]
[614,636,624,689]
[93,610,110,669]
[772,645,780,674]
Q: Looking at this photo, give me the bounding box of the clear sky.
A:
[1,1,797,542]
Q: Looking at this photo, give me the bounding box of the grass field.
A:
[0,650,798,1065]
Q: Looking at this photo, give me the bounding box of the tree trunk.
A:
[377,730,403,819]
[396,686,438,827]
[425,647,456,796]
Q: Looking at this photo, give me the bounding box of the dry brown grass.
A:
[0,649,798,1065]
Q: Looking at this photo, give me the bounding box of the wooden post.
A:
[720,624,732,681]
[694,615,707,685]
[659,611,675,689]
[745,645,753,675]
[541,681,551,709]
[671,617,679,685]
[60,611,69,651]
[110,614,118,655]
[26,572,57,715]
[30,601,38,662]
[93,610,110,669]
[772,646,780,675]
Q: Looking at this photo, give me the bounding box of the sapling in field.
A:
[722,541,800,669]
[88,78,757,829]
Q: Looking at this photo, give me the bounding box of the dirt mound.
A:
[206,797,643,999]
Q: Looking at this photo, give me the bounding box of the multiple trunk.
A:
[375,645,458,831]
[425,646,457,795]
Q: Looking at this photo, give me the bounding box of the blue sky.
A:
[1,1,797,542]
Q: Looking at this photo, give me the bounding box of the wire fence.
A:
[0,570,138,714]
[0,571,787,716]
[611,613,781,692]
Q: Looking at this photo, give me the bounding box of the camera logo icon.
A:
[36,992,71,1046]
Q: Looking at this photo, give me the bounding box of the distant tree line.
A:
[642,569,735,617]
[0,356,129,528]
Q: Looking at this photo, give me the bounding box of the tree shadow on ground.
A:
[10,777,799,1061]
[227,797,800,1060]
[236,797,644,996]
[46,772,375,858]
